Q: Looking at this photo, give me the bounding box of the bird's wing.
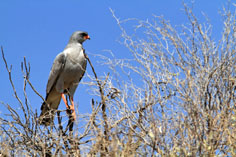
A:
[46,52,66,94]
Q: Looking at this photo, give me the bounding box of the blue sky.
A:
[0,0,230,116]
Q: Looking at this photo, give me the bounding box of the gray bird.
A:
[40,31,90,125]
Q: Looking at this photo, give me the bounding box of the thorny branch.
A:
[1,3,236,156]
[83,50,110,154]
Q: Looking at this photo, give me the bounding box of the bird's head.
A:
[69,31,90,44]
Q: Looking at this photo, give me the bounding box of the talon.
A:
[61,93,77,121]
[69,104,76,121]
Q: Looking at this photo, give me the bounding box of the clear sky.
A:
[0,0,231,116]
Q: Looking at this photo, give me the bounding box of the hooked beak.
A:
[84,35,90,40]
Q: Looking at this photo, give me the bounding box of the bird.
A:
[39,31,90,125]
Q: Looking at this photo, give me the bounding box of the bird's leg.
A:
[61,93,69,109]
[68,96,76,121]
[62,91,76,121]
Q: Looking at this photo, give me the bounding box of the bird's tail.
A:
[39,101,55,126]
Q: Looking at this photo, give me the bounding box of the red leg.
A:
[61,93,76,121]
[69,97,76,121]
[61,93,69,108]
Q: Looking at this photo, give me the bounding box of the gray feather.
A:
[46,53,66,94]
[39,31,89,125]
